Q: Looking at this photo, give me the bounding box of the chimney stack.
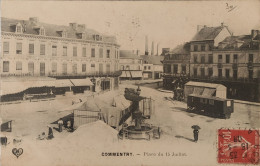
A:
[157,43,159,56]
[145,35,149,55]
[151,41,154,56]
[251,29,258,39]
[69,23,78,30]
[29,17,39,25]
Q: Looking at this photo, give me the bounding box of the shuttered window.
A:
[106,64,110,73]
[3,42,9,54]
[52,62,57,73]
[16,61,22,70]
[99,48,103,58]
[106,49,110,58]
[63,46,67,56]
[72,64,77,74]
[73,47,77,57]
[16,43,22,54]
[82,47,86,57]
[62,63,67,75]
[40,44,45,55]
[82,64,86,72]
[52,45,57,56]
[91,48,95,57]
[29,44,34,54]
[3,61,9,72]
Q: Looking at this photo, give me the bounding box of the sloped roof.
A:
[140,55,163,65]
[1,17,117,44]
[168,43,190,55]
[119,50,142,59]
[218,35,259,50]
[185,81,226,90]
[192,26,226,41]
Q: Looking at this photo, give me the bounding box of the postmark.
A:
[218,129,260,164]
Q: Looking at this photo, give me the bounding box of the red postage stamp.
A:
[218,129,260,164]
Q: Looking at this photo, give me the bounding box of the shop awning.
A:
[70,78,93,87]
[120,71,131,78]
[130,71,143,78]
[54,79,74,88]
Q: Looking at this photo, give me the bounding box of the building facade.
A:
[1,17,120,78]
[119,50,143,80]
[140,55,163,80]
[162,24,260,102]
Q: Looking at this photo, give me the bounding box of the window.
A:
[249,70,253,80]
[63,46,67,56]
[225,69,230,78]
[82,47,86,57]
[182,65,186,74]
[218,68,222,78]
[226,54,230,63]
[194,45,198,51]
[249,54,253,62]
[106,64,110,73]
[233,70,237,79]
[209,99,214,105]
[52,45,57,56]
[194,55,198,63]
[3,61,9,72]
[28,62,34,74]
[73,47,77,57]
[72,64,77,74]
[82,64,86,72]
[148,66,151,70]
[99,48,103,58]
[126,65,130,70]
[201,45,205,51]
[16,43,22,54]
[194,68,197,77]
[52,62,57,73]
[201,55,205,63]
[40,44,45,55]
[233,54,238,63]
[121,65,124,70]
[29,44,34,54]
[174,64,178,74]
[91,48,95,57]
[16,25,22,33]
[208,68,213,77]
[200,68,205,77]
[16,61,22,70]
[208,54,213,63]
[3,42,9,54]
[218,55,222,63]
[91,64,95,68]
[144,66,147,70]
[99,64,103,74]
[106,49,110,58]
[40,63,45,76]
[62,63,67,75]
[62,31,67,38]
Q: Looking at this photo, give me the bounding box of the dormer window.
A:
[77,32,85,39]
[93,35,102,41]
[15,23,23,33]
[62,31,67,38]
[39,27,45,36]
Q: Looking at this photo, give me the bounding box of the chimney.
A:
[78,24,86,31]
[151,41,154,56]
[221,22,224,28]
[69,23,78,30]
[29,17,39,25]
[157,43,159,56]
[251,30,258,38]
[145,35,149,55]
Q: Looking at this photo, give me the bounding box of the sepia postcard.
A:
[0,0,260,166]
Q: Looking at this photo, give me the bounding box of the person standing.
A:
[47,126,54,140]
[193,129,199,142]
[58,118,63,132]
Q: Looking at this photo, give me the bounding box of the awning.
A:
[54,79,74,88]
[130,71,143,78]
[0,80,55,96]
[70,78,93,87]
[120,71,131,78]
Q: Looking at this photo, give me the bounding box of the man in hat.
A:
[58,118,63,132]
[193,129,199,142]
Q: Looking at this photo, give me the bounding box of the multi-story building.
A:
[162,43,190,89]
[140,55,163,80]
[1,17,121,92]
[119,50,143,80]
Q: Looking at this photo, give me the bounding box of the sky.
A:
[1,0,260,54]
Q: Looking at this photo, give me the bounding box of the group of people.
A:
[38,118,74,140]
